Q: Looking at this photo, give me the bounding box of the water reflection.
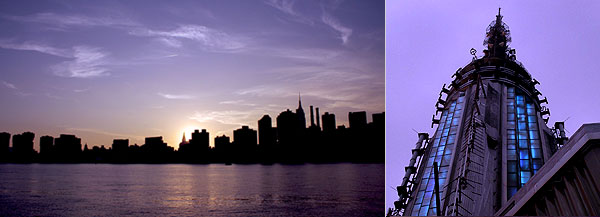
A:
[0,164,383,216]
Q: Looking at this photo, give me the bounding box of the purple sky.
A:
[386,0,600,209]
[0,0,384,149]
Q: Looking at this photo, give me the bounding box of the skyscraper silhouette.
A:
[322,112,336,133]
[54,134,82,163]
[258,114,276,163]
[0,132,10,161]
[233,126,257,163]
[12,132,35,162]
[296,94,306,129]
[39,135,54,162]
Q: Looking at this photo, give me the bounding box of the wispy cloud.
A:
[189,110,253,126]
[157,37,182,48]
[266,47,342,62]
[2,81,17,89]
[4,12,137,28]
[321,11,352,45]
[73,88,91,93]
[0,39,71,57]
[158,92,195,100]
[130,25,246,52]
[264,0,314,25]
[219,100,257,107]
[0,40,110,78]
[52,46,110,78]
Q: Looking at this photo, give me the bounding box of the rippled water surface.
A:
[0,164,383,216]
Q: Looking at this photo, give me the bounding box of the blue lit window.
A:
[412,94,465,215]
[507,121,515,129]
[506,87,544,199]
[507,150,516,160]
[507,141,516,150]
[419,205,429,216]
[518,139,528,149]
[507,174,517,185]
[528,122,538,130]
[531,148,542,158]
[507,161,517,172]
[520,171,531,184]
[529,131,539,139]
[508,187,517,198]
[519,150,530,159]
[532,159,542,170]
[520,160,530,170]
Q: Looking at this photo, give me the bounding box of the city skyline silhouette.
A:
[1,96,384,164]
[0,1,384,151]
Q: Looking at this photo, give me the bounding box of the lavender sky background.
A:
[386,0,600,209]
[0,0,384,149]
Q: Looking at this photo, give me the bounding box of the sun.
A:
[180,126,200,142]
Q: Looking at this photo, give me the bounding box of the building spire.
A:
[298,92,302,109]
[182,132,186,143]
[483,7,511,58]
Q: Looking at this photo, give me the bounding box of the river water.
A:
[0,164,383,216]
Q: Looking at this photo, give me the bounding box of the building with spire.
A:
[296,93,306,129]
[390,9,600,216]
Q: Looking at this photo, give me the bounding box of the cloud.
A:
[266,47,342,62]
[0,39,71,57]
[2,81,17,89]
[0,40,110,78]
[73,88,91,93]
[4,12,137,28]
[189,110,253,126]
[130,25,246,52]
[322,11,352,45]
[219,100,257,107]
[52,46,110,78]
[264,0,314,25]
[158,92,195,100]
[157,37,182,48]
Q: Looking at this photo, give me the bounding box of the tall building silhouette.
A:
[141,136,173,163]
[12,132,35,162]
[296,94,306,129]
[0,132,10,161]
[322,112,336,133]
[54,134,82,162]
[258,115,276,149]
[39,135,54,161]
[316,107,321,129]
[233,126,257,163]
[349,111,367,130]
[214,135,230,151]
[191,129,209,151]
[214,134,231,163]
[391,10,600,216]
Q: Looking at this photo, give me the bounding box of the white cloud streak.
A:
[158,92,195,100]
[189,110,254,126]
[4,12,137,28]
[2,81,17,89]
[264,0,314,25]
[0,39,71,57]
[52,46,110,78]
[0,40,110,78]
[322,11,352,45]
[130,25,245,52]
